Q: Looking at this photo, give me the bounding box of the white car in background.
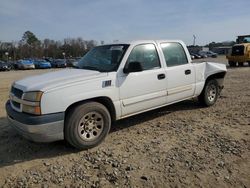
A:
[199,51,218,58]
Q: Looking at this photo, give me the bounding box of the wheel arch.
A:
[206,71,226,82]
[65,96,116,122]
[202,71,226,94]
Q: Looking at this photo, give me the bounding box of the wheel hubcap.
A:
[78,112,104,141]
[207,84,217,102]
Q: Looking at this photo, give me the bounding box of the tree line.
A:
[0,31,98,61]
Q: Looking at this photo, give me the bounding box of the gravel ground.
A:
[0,56,249,188]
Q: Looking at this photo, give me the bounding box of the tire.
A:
[228,61,236,67]
[65,102,111,150]
[248,61,250,66]
[198,79,219,107]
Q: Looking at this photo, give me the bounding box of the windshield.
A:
[77,44,129,72]
[237,36,250,43]
[242,37,250,43]
[20,60,32,64]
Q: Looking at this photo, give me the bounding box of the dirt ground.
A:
[0,56,249,188]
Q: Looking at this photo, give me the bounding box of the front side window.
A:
[126,44,160,70]
[78,44,129,72]
[161,43,188,67]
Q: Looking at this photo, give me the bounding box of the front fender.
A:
[40,80,119,115]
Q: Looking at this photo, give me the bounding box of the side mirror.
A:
[123,61,143,74]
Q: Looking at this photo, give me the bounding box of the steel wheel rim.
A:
[207,84,217,102]
[78,111,104,141]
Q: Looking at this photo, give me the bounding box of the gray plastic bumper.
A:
[6,100,64,142]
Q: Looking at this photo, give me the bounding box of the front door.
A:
[118,43,167,116]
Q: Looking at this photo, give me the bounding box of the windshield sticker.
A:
[110,46,123,50]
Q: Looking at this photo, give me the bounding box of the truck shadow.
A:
[0,118,77,168]
[0,99,202,168]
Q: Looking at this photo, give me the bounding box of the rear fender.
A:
[194,62,227,95]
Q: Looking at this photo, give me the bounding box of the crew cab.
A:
[6,40,227,149]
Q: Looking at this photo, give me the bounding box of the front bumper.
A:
[6,101,64,142]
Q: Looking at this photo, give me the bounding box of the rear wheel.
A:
[65,102,111,150]
[228,61,236,67]
[198,79,219,107]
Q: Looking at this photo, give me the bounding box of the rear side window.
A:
[161,43,188,67]
[126,44,160,70]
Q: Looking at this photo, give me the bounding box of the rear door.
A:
[160,42,195,103]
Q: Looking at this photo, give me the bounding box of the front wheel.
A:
[198,79,219,107]
[65,102,111,150]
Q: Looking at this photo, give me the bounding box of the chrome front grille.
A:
[232,45,244,56]
[12,101,21,109]
[11,86,23,99]
[10,86,23,111]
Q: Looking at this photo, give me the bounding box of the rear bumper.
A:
[6,101,64,142]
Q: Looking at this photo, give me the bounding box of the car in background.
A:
[190,53,201,59]
[51,59,67,68]
[16,60,35,70]
[67,58,81,67]
[66,58,75,67]
[199,51,218,58]
[71,58,81,68]
[190,54,195,60]
[71,60,79,68]
[0,61,11,71]
[199,54,207,58]
[33,60,51,69]
[7,61,16,70]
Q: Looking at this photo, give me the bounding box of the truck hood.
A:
[14,69,108,92]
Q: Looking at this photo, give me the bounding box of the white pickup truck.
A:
[6,40,227,149]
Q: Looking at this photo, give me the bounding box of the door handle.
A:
[157,74,165,80]
[185,69,191,75]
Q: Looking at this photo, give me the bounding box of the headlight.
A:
[22,91,43,115]
[23,91,43,102]
[22,105,41,115]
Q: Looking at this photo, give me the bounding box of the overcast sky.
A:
[0,0,249,45]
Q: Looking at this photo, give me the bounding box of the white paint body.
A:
[13,40,227,120]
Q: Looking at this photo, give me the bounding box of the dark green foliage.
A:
[21,31,41,46]
[0,31,97,61]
